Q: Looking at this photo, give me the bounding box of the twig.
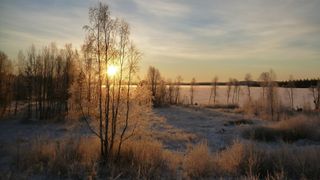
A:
[79,101,101,139]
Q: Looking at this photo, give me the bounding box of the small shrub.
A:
[15,137,100,179]
[117,139,170,179]
[211,141,320,179]
[184,141,213,178]
[243,115,320,142]
[241,144,320,179]
[213,141,245,176]
[242,100,257,116]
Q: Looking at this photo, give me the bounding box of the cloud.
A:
[132,0,190,18]
[0,0,319,80]
[0,0,89,56]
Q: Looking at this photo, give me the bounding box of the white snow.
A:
[179,85,314,109]
[152,106,265,151]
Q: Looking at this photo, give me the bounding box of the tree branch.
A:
[78,101,101,139]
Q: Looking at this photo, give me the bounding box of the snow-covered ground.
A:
[0,106,261,156]
[179,86,314,109]
[0,118,95,172]
[1,104,319,176]
[151,106,267,151]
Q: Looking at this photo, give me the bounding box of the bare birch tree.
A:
[79,2,142,163]
[209,76,218,105]
[190,77,196,105]
[310,80,320,110]
[0,51,13,117]
[245,73,252,102]
[117,43,141,159]
[174,76,183,104]
[147,66,161,106]
[286,75,295,110]
[226,78,232,104]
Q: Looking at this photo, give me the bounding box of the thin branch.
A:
[122,121,138,142]
[78,101,101,139]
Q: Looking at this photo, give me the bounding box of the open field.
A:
[1,104,319,179]
[153,106,263,151]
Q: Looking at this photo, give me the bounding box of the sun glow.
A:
[106,65,118,77]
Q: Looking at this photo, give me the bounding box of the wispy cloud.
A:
[132,0,190,18]
[0,0,319,80]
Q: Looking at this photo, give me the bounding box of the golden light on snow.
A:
[107,65,118,77]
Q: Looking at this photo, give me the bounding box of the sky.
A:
[0,0,319,81]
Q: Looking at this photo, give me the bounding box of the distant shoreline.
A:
[133,79,319,88]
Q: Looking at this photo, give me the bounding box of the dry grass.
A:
[241,99,285,121]
[174,139,320,179]
[243,115,320,142]
[3,123,320,179]
[184,141,213,178]
[153,129,198,148]
[213,141,245,176]
[211,141,320,179]
[181,140,320,179]
[241,144,320,179]
[6,137,177,179]
[14,136,100,179]
[116,139,169,179]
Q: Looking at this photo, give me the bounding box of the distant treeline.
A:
[277,79,320,88]
[175,79,320,88]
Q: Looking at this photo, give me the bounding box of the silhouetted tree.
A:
[244,73,252,102]
[117,43,141,159]
[0,51,13,117]
[167,79,174,104]
[310,80,320,110]
[78,2,143,163]
[259,72,269,100]
[231,78,240,104]
[84,2,106,157]
[146,66,161,106]
[286,75,295,110]
[226,78,232,104]
[190,77,196,105]
[258,70,279,120]
[174,76,183,104]
[209,76,218,104]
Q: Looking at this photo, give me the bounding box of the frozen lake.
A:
[179,85,314,109]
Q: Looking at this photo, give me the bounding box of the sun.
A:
[106,65,118,77]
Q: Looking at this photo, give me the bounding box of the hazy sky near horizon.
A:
[0,0,319,81]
